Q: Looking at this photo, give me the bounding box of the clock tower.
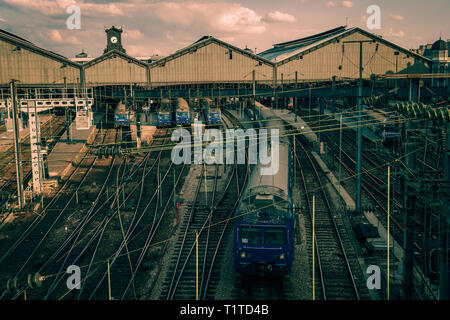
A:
[104,26,126,53]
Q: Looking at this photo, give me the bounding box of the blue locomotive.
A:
[233,105,294,276]
[174,98,191,126]
[114,101,131,127]
[201,98,222,126]
[157,98,173,128]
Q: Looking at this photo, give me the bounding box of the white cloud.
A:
[263,11,296,23]
[390,14,404,21]
[0,17,5,23]
[327,1,336,7]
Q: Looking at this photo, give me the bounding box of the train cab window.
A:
[264,227,286,246]
[240,227,262,245]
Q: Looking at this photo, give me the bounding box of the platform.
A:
[271,109,318,144]
[311,151,356,212]
[47,113,102,178]
[323,108,380,144]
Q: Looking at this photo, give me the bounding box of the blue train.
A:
[233,105,294,276]
[114,102,132,127]
[174,98,191,126]
[157,98,173,128]
[244,106,256,121]
[201,98,222,126]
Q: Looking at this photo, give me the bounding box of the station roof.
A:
[83,49,148,68]
[258,26,431,65]
[150,35,274,68]
[0,28,81,69]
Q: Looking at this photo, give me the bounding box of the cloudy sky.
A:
[0,0,448,58]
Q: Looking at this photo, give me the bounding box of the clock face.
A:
[110,36,118,44]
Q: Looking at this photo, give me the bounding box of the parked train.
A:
[157,98,173,128]
[233,105,294,277]
[201,98,222,126]
[174,98,191,126]
[364,107,400,143]
[114,101,132,127]
[244,106,256,121]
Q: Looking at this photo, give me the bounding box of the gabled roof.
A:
[0,28,81,69]
[83,49,148,68]
[259,26,431,65]
[149,35,274,68]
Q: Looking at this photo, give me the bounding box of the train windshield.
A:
[264,227,286,246]
[178,111,189,117]
[240,227,262,245]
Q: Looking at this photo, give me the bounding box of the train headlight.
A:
[279,253,285,260]
[240,252,246,259]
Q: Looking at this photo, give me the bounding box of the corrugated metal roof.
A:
[150,35,274,67]
[83,49,148,68]
[259,26,431,64]
[258,26,352,61]
[0,28,81,68]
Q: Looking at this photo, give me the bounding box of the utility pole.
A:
[403,78,420,299]
[440,122,450,299]
[10,80,24,209]
[295,71,298,121]
[252,70,256,118]
[343,39,373,214]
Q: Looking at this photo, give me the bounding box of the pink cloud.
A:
[341,1,353,8]
[387,28,405,38]
[48,29,81,44]
[149,2,266,34]
[3,0,124,16]
[390,14,404,21]
[125,29,144,40]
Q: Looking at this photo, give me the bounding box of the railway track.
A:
[0,123,118,299]
[38,128,188,300]
[160,112,248,300]
[302,109,440,299]
[0,115,66,204]
[295,133,369,300]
